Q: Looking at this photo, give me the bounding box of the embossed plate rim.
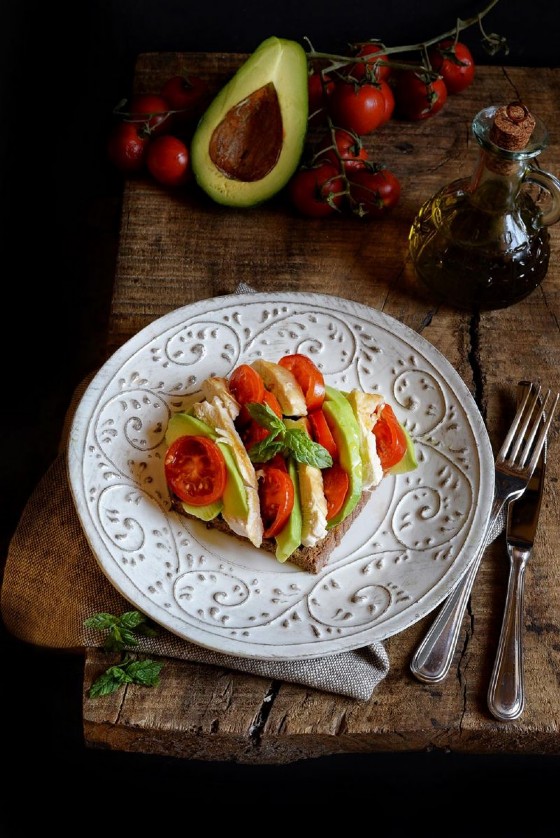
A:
[67,291,494,660]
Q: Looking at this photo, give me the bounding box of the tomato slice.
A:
[372,404,408,470]
[308,408,338,458]
[322,463,349,521]
[278,353,325,411]
[259,466,294,538]
[165,435,227,506]
[229,364,265,406]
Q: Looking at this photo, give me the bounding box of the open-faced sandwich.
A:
[163,353,417,573]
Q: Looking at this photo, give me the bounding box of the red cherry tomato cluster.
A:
[106,74,210,187]
[288,122,401,220]
[289,37,475,218]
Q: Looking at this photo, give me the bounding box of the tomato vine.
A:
[290,0,507,219]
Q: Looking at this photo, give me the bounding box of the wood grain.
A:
[84,55,560,762]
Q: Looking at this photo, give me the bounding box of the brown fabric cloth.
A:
[1,376,389,700]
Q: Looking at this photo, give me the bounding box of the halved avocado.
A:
[191,36,308,207]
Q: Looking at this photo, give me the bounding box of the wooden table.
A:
[82,54,560,762]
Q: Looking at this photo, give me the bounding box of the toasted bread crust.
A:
[171,489,372,574]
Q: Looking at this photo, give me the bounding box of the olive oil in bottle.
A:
[409,103,560,311]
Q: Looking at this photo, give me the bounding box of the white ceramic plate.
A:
[68,291,494,660]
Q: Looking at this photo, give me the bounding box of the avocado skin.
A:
[165,412,249,521]
[191,36,308,207]
[322,386,363,529]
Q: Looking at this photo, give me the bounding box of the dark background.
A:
[1,1,559,831]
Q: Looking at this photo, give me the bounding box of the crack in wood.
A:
[248,681,282,744]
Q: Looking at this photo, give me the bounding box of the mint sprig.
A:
[84,609,159,652]
[84,609,163,698]
[89,655,164,698]
[246,402,333,469]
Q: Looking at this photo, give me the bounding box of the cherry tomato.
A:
[229,364,265,406]
[263,389,282,417]
[278,353,325,411]
[308,409,338,458]
[107,121,149,173]
[428,39,475,94]
[348,168,401,218]
[266,453,288,472]
[146,135,191,186]
[372,404,408,470]
[322,463,349,521]
[350,42,391,82]
[242,419,270,450]
[128,93,172,135]
[378,79,395,124]
[259,466,295,538]
[315,127,369,173]
[393,69,448,121]
[165,435,227,506]
[288,163,345,218]
[328,81,386,135]
[308,71,335,125]
[160,74,210,120]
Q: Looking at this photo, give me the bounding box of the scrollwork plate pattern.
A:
[68,292,494,660]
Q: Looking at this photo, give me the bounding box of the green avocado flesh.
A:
[322,386,363,529]
[274,456,303,563]
[165,412,248,522]
[388,425,418,474]
[191,36,309,207]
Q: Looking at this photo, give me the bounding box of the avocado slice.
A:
[165,412,249,521]
[274,456,303,563]
[388,425,418,475]
[190,36,308,207]
[322,386,363,529]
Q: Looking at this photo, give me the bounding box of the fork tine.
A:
[497,384,537,461]
[509,385,542,462]
[524,391,559,472]
[517,388,550,466]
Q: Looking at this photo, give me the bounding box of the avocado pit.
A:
[209,83,283,182]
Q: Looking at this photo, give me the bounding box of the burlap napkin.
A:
[0,372,390,701]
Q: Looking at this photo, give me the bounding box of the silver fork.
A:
[410,384,559,684]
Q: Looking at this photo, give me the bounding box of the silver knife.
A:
[487,381,547,721]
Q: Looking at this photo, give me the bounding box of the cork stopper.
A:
[489,101,535,151]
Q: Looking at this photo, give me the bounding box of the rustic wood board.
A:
[84,55,560,762]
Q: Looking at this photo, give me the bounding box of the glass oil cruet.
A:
[409,101,560,310]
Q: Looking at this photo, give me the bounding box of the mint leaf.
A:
[126,658,164,687]
[247,436,285,463]
[89,670,124,698]
[106,663,135,685]
[116,627,141,647]
[119,610,149,630]
[246,401,285,434]
[84,613,119,631]
[283,429,333,468]
[88,655,164,698]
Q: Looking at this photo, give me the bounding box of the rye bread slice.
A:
[171,488,372,574]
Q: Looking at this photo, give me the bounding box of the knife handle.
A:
[487,544,529,721]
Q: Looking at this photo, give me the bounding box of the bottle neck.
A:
[469,148,528,211]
